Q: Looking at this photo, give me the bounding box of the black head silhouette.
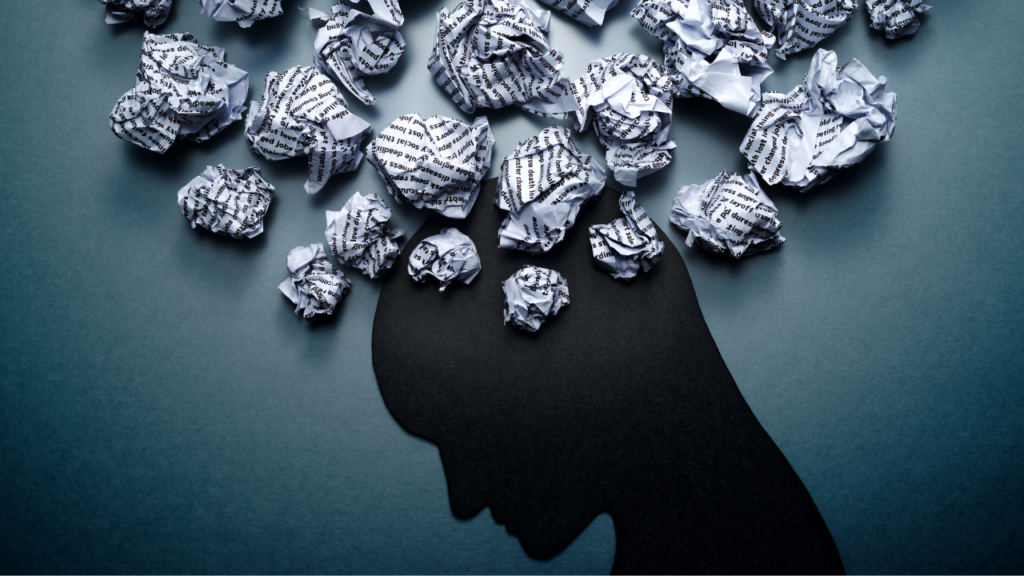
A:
[372,179,845,574]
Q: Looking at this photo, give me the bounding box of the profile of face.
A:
[373,179,845,574]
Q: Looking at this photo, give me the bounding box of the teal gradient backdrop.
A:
[1,1,1021,573]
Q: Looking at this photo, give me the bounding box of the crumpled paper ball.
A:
[367,114,494,219]
[753,0,856,60]
[309,1,406,106]
[740,49,897,191]
[589,191,664,279]
[278,244,352,320]
[670,171,785,258]
[502,265,570,332]
[245,66,372,194]
[428,0,570,114]
[408,228,482,291]
[99,0,172,27]
[177,165,274,239]
[110,32,248,153]
[325,191,405,279]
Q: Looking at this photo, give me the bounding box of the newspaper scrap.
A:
[99,0,171,27]
[198,0,283,27]
[245,66,372,194]
[670,171,784,258]
[569,54,677,187]
[278,244,352,320]
[753,0,856,60]
[867,0,930,39]
[589,191,664,280]
[325,191,405,279]
[110,33,248,153]
[428,0,571,114]
[536,0,618,27]
[308,1,406,106]
[496,126,605,254]
[366,114,495,219]
[344,0,404,27]
[177,165,274,239]
[530,54,677,187]
[502,266,570,332]
[408,228,482,291]
[632,0,775,116]
[741,49,897,191]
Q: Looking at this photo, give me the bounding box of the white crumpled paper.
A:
[278,244,352,320]
[344,0,404,27]
[867,0,930,39]
[367,114,495,219]
[670,171,784,258]
[177,165,274,239]
[198,0,283,27]
[496,126,605,254]
[741,49,897,191]
[753,0,857,60]
[245,66,372,194]
[110,32,248,153]
[589,191,664,279]
[428,0,571,114]
[502,265,570,332]
[632,0,774,116]
[308,1,405,106]
[528,54,677,187]
[408,228,482,291]
[99,0,171,27]
[326,191,405,279]
[536,0,618,27]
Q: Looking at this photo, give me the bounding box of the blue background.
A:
[1,0,1022,573]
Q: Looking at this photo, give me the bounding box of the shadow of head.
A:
[372,179,845,574]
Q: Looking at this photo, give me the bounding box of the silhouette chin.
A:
[373,179,845,574]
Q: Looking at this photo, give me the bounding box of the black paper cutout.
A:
[372,179,845,574]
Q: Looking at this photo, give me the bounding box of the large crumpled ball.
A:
[867,0,930,39]
[536,0,618,27]
[632,0,775,116]
[326,191,405,279]
[346,0,404,27]
[309,1,406,106]
[589,191,664,280]
[278,244,352,321]
[245,66,372,195]
[177,165,274,239]
[741,49,897,191]
[99,0,172,27]
[566,54,677,187]
[753,0,856,60]
[496,126,606,254]
[428,0,571,114]
[367,114,495,219]
[502,265,570,332]
[670,171,784,258]
[408,228,482,291]
[197,0,283,27]
[110,32,248,153]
